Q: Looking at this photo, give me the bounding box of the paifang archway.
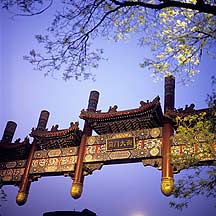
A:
[0,76,215,205]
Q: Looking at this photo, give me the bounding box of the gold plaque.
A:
[106,137,135,151]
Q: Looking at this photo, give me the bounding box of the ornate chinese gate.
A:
[0,76,215,206]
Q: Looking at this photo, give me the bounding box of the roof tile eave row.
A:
[30,126,81,139]
[166,107,211,118]
[80,97,162,122]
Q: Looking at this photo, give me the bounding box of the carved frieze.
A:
[83,163,103,176]
[0,167,25,182]
[0,159,26,183]
[30,156,77,174]
[0,128,163,183]
[86,128,162,145]
[33,146,79,159]
[142,158,162,170]
[84,128,162,164]
[171,142,216,172]
[30,147,78,175]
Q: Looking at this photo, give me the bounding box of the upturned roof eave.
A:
[80,96,162,122]
[30,125,81,139]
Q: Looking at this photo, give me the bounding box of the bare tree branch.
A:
[111,0,216,15]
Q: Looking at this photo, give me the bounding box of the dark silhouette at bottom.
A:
[43,209,96,216]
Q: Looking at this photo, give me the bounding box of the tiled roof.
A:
[30,124,82,150]
[80,96,163,134]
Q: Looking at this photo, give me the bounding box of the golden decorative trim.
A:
[16,191,28,206]
[85,154,93,162]
[87,136,96,145]
[150,147,160,156]
[142,158,162,170]
[71,182,83,199]
[150,128,161,138]
[109,151,131,160]
[161,177,174,196]
[2,175,12,181]
[44,166,57,172]
[48,149,61,157]
[83,163,103,176]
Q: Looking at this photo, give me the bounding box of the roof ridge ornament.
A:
[108,105,118,112]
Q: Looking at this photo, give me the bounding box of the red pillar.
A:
[164,75,175,112]
[161,121,174,196]
[71,91,99,199]
[16,110,49,205]
[161,76,175,196]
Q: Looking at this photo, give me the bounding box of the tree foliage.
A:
[169,167,216,210]
[170,76,216,210]
[0,185,7,208]
[172,112,215,169]
[1,0,216,81]
[0,187,7,216]
[141,8,216,83]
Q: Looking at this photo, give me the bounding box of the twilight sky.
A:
[0,4,216,216]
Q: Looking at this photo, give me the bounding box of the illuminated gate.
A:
[0,76,215,206]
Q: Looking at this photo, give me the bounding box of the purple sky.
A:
[0,4,216,216]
